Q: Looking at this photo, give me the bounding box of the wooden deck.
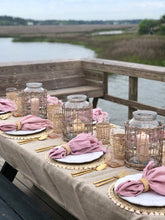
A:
[0,157,77,220]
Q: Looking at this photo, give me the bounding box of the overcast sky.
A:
[0,0,165,20]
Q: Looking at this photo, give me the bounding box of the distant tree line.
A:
[138,15,165,35]
[0,15,141,26]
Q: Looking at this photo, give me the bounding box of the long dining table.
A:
[0,115,164,220]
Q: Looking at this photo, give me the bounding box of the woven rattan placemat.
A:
[108,183,165,216]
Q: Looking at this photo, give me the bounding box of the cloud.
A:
[0,0,164,20]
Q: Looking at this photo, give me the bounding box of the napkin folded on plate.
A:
[47,95,63,105]
[92,108,108,122]
[0,115,53,131]
[0,98,16,112]
[115,161,165,197]
[49,133,106,159]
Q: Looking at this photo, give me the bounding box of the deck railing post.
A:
[128,76,138,119]
[103,72,108,95]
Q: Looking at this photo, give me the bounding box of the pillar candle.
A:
[136,132,149,163]
[31,97,39,116]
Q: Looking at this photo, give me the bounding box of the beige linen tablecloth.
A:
[0,116,164,220]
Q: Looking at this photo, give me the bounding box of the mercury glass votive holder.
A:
[47,104,62,133]
[112,133,125,160]
[96,121,111,144]
[6,87,17,101]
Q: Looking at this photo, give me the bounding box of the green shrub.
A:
[159,25,165,35]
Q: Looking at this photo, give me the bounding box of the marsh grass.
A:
[56,33,165,66]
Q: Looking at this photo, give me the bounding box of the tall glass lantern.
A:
[22,82,47,118]
[125,110,164,170]
[62,94,93,141]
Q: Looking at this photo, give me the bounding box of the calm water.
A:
[0,38,95,62]
[1,38,165,126]
[91,30,123,36]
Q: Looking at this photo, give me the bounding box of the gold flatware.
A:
[35,145,56,153]
[35,142,63,153]
[93,171,130,187]
[0,113,11,120]
[17,134,48,145]
[71,163,108,177]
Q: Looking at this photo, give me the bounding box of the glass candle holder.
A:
[22,82,47,118]
[96,121,111,144]
[62,94,93,141]
[47,104,62,134]
[112,133,125,160]
[6,87,17,101]
[12,90,23,117]
[125,110,164,170]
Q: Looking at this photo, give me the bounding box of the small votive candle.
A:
[73,118,85,133]
[136,132,149,163]
[31,97,39,116]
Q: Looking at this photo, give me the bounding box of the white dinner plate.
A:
[0,111,10,115]
[55,150,104,164]
[114,173,165,207]
[5,127,46,136]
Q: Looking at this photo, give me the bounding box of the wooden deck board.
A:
[48,85,103,98]
[0,158,77,220]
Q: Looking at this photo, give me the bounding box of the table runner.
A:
[0,116,164,220]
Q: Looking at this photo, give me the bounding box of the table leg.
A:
[0,162,18,182]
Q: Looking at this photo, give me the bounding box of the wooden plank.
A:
[14,174,76,220]
[0,198,21,220]
[103,72,108,95]
[0,173,54,220]
[43,76,86,90]
[82,58,165,82]
[104,94,165,116]
[48,86,103,99]
[0,59,82,73]
[128,76,138,119]
[84,70,103,81]
[85,79,103,88]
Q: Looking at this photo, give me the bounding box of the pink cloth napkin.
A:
[49,133,106,159]
[0,115,53,131]
[115,161,165,197]
[0,99,16,112]
[47,95,63,105]
[92,108,108,122]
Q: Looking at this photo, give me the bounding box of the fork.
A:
[93,171,130,187]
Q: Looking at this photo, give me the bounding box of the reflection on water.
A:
[91,30,123,36]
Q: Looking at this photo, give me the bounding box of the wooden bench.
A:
[0,59,105,107]
[0,172,54,220]
[0,162,77,220]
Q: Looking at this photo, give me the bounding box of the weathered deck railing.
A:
[82,58,165,118]
[0,58,165,119]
